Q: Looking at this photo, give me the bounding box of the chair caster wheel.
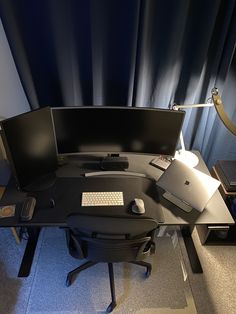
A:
[66,274,72,287]
[106,301,117,313]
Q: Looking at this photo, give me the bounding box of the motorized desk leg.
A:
[18,227,41,277]
[181,225,203,274]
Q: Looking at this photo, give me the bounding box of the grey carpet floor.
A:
[0,227,196,314]
[181,227,236,314]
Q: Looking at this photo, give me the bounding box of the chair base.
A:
[66,261,97,286]
[130,261,152,277]
[107,301,117,313]
[66,260,152,312]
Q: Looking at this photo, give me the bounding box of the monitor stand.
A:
[23,172,56,192]
[163,191,193,213]
[100,154,129,171]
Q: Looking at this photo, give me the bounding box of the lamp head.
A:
[211,87,236,136]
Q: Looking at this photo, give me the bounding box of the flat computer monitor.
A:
[0,107,58,191]
[52,106,185,157]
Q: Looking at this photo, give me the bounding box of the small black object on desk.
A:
[49,198,55,208]
[150,156,171,171]
[20,197,36,221]
[100,154,129,171]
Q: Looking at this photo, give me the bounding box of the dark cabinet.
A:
[196,164,236,245]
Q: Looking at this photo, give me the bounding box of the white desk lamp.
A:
[173,87,236,167]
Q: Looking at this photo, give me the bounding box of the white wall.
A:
[0,18,30,119]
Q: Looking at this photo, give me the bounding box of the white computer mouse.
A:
[131,198,145,214]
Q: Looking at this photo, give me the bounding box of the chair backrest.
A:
[66,214,158,263]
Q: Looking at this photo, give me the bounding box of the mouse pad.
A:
[33,176,164,223]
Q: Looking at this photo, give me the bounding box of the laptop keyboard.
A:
[81,191,124,206]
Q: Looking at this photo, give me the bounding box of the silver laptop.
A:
[156,159,220,212]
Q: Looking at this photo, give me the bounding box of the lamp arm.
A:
[172,88,236,167]
[172,87,236,137]
[179,131,186,151]
[173,103,213,110]
[211,88,236,136]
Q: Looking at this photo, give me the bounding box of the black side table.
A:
[196,165,236,245]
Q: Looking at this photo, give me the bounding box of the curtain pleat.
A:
[0,0,236,166]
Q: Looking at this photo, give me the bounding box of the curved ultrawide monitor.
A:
[52,107,185,156]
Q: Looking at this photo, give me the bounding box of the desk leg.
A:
[18,227,41,277]
[181,226,203,274]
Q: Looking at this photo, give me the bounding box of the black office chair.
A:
[65,214,158,313]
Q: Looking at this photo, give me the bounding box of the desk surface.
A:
[127,152,234,225]
[0,152,234,227]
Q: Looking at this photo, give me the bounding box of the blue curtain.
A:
[0,0,236,167]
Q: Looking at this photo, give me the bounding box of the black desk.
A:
[0,174,163,277]
[0,153,234,276]
[0,176,164,227]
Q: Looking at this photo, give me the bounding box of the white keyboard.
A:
[81,191,124,207]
